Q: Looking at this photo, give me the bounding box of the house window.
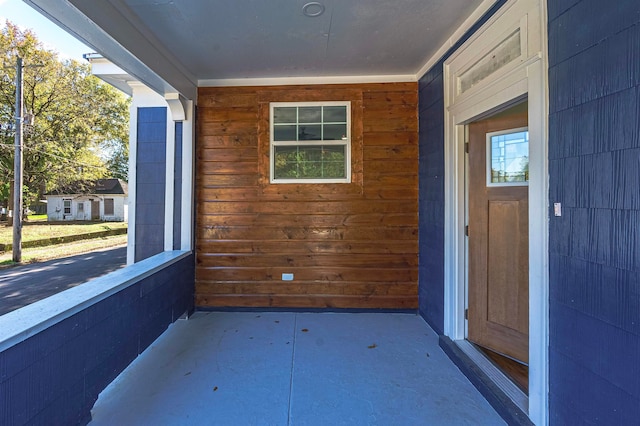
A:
[63,199,71,215]
[77,202,84,212]
[270,102,351,183]
[104,198,114,216]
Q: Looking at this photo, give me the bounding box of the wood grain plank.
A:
[196,82,418,309]
[362,132,418,146]
[196,175,259,188]
[196,282,417,296]
[195,294,418,309]
[363,91,418,105]
[198,147,258,161]
[199,135,258,148]
[362,187,418,200]
[195,240,417,255]
[199,108,258,123]
[196,200,416,214]
[197,213,417,227]
[196,162,258,175]
[195,267,418,283]
[196,253,418,268]
[196,225,417,241]
[363,145,419,160]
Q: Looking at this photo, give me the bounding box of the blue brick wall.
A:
[174,122,183,250]
[136,107,167,262]
[0,254,195,425]
[547,0,640,423]
[417,0,507,335]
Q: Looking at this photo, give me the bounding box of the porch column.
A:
[180,100,195,251]
[127,83,168,264]
[163,95,194,253]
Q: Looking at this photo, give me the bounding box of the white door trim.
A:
[442,1,548,424]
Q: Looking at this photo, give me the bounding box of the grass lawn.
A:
[0,234,127,266]
[0,221,128,244]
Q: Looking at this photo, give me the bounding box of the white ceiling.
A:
[119,0,485,80]
[26,0,490,97]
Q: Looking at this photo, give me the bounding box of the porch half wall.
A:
[196,83,418,310]
[0,253,194,425]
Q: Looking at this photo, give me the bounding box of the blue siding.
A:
[418,69,446,334]
[0,255,195,425]
[173,122,183,250]
[135,107,167,262]
[417,0,507,334]
[548,0,640,423]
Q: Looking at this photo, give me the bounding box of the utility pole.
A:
[13,57,23,263]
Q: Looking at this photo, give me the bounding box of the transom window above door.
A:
[270,102,351,183]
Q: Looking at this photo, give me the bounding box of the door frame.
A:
[442,0,548,424]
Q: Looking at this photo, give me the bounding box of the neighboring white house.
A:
[46,179,128,222]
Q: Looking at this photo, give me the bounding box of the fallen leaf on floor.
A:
[426,352,430,358]
[256,315,261,318]
[213,386,218,392]
[249,337,254,339]
[368,343,377,349]
[301,328,309,332]
[274,320,280,323]
[184,371,191,376]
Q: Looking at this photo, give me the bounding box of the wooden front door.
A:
[467,103,529,364]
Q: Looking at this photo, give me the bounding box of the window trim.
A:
[269,101,351,184]
[63,199,71,215]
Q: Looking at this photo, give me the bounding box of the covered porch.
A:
[89,311,505,425]
[2,0,639,424]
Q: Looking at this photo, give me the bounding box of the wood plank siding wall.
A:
[196,83,418,309]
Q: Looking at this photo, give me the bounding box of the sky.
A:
[0,0,93,61]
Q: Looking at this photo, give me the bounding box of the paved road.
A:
[0,246,127,316]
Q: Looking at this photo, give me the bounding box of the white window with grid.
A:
[270,102,351,183]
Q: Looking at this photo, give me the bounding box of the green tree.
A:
[0,21,129,207]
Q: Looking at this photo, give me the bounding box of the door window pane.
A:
[489,130,529,184]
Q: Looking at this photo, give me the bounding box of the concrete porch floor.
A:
[89,312,505,425]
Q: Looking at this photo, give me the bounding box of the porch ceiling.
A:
[120,0,484,80]
[25,0,487,97]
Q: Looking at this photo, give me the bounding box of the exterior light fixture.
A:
[303,2,325,17]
